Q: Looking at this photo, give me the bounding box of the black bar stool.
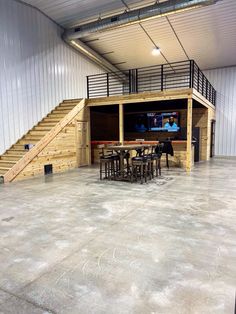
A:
[131,156,149,184]
[155,143,164,176]
[98,144,117,180]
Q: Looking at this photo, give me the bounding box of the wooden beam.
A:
[4,99,86,183]
[119,103,124,145]
[192,88,215,110]
[186,98,193,172]
[87,89,193,106]
[87,108,92,165]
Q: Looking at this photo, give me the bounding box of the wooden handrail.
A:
[4,98,86,183]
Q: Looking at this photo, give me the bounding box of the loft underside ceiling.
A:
[21,0,236,70]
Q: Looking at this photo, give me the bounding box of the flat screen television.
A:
[147,112,180,132]
[124,112,180,133]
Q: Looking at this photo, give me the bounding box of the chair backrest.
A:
[97,144,105,156]
[136,148,145,157]
[143,146,151,155]
[107,143,119,155]
[155,143,164,156]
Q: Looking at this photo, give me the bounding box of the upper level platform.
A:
[87,60,216,108]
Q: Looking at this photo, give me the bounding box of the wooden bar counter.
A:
[91,140,194,169]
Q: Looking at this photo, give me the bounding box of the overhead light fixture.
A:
[152,47,161,56]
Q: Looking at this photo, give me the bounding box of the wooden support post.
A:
[186,98,193,172]
[119,103,124,145]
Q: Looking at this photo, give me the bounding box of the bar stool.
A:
[142,146,154,179]
[155,143,164,176]
[106,144,120,177]
[145,146,158,178]
[100,155,115,180]
[131,156,149,184]
[98,144,117,180]
[124,151,131,175]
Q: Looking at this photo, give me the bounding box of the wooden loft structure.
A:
[88,88,215,172]
[87,60,216,172]
[0,60,216,183]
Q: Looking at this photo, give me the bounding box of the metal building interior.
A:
[0,0,236,313]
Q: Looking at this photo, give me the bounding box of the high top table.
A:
[109,144,153,179]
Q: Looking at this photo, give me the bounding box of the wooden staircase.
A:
[0,99,84,180]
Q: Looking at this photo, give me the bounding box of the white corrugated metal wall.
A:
[204,67,236,156]
[0,0,103,155]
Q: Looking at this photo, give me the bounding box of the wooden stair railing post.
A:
[3,99,86,183]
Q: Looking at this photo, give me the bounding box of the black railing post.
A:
[135,69,138,93]
[206,79,208,100]
[86,76,89,99]
[197,66,200,91]
[202,75,204,95]
[161,64,164,91]
[189,60,194,88]
[128,70,131,94]
[106,73,109,97]
[192,60,195,88]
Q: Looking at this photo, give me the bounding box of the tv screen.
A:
[124,112,180,133]
[147,112,180,132]
[125,114,148,133]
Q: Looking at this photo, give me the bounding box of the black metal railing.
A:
[87,60,216,106]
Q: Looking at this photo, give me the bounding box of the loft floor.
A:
[0,159,235,313]
[87,88,215,109]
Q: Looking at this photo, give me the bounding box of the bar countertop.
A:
[91,140,191,145]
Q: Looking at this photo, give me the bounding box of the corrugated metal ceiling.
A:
[21,0,236,70]
[21,0,158,27]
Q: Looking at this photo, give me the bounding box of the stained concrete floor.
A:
[0,159,235,314]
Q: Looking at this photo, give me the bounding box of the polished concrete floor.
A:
[0,159,235,314]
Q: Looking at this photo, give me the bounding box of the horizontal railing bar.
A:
[164,80,190,84]
[138,81,162,86]
[137,71,162,76]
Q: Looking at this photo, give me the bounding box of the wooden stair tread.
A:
[55,107,75,111]
[37,123,57,127]
[10,147,26,151]
[0,160,16,164]
[20,139,41,142]
[29,131,48,135]
[4,154,24,157]
[63,99,82,103]
[1,155,22,159]
[53,108,72,111]
[34,126,53,130]
[42,119,61,122]
[47,114,67,118]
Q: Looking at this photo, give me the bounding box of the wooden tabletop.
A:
[108,144,152,151]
